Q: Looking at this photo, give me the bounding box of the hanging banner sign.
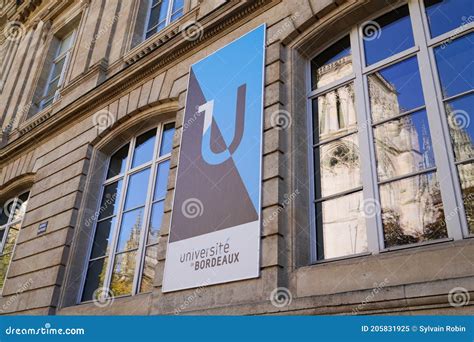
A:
[162,25,265,292]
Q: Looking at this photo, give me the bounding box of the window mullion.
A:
[408,0,465,239]
[350,27,381,254]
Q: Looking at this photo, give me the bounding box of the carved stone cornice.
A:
[1,0,275,161]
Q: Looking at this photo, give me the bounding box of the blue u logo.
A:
[198,84,246,165]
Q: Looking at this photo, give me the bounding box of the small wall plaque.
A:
[38,222,48,234]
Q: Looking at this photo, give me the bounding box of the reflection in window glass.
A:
[90,218,116,259]
[369,57,425,122]
[363,5,415,66]
[140,245,158,293]
[83,123,174,300]
[315,191,367,259]
[314,134,361,198]
[148,201,164,245]
[116,208,144,253]
[434,32,474,98]
[132,129,156,168]
[98,181,122,220]
[107,144,129,179]
[110,251,137,296]
[81,257,108,302]
[380,172,447,248]
[424,0,473,38]
[374,110,436,181]
[160,124,175,156]
[311,36,352,90]
[124,168,151,210]
[154,160,170,201]
[457,163,474,234]
[312,83,357,144]
[445,93,474,161]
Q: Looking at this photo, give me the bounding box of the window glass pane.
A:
[132,129,156,168]
[81,257,108,302]
[369,57,425,122]
[140,244,158,293]
[110,251,137,296]
[58,32,75,55]
[124,168,151,210]
[0,253,13,289]
[159,123,175,156]
[172,0,184,13]
[116,208,144,253]
[312,83,357,144]
[434,32,474,98]
[157,0,170,25]
[446,93,474,161]
[12,192,29,222]
[374,110,436,181]
[107,144,129,179]
[380,172,447,248]
[98,181,122,220]
[315,191,367,260]
[457,163,474,234]
[171,8,183,22]
[90,218,116,259]
[44,76,60,100]
[148,201,164,245]
[3,223,19,254]
[314,134,361,198]
[41,97,54,109]
[0,206,9,226]
[311,36,352,89]
[424,0,473,38]
[147,2,162,31]
[154,160,170,201]
[363,5,415,66]
[50,57,66,80]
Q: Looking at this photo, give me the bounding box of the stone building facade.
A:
[0,0,473,315]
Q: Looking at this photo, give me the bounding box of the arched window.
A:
[309,0,473,261]
[0,191,30,290]
[81,122,175,301]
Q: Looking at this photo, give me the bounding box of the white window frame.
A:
[0,191,30,293]
[39,29,77,110]
[143,0,185,40]
[79,121,174,302]
[307,0,473,263]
